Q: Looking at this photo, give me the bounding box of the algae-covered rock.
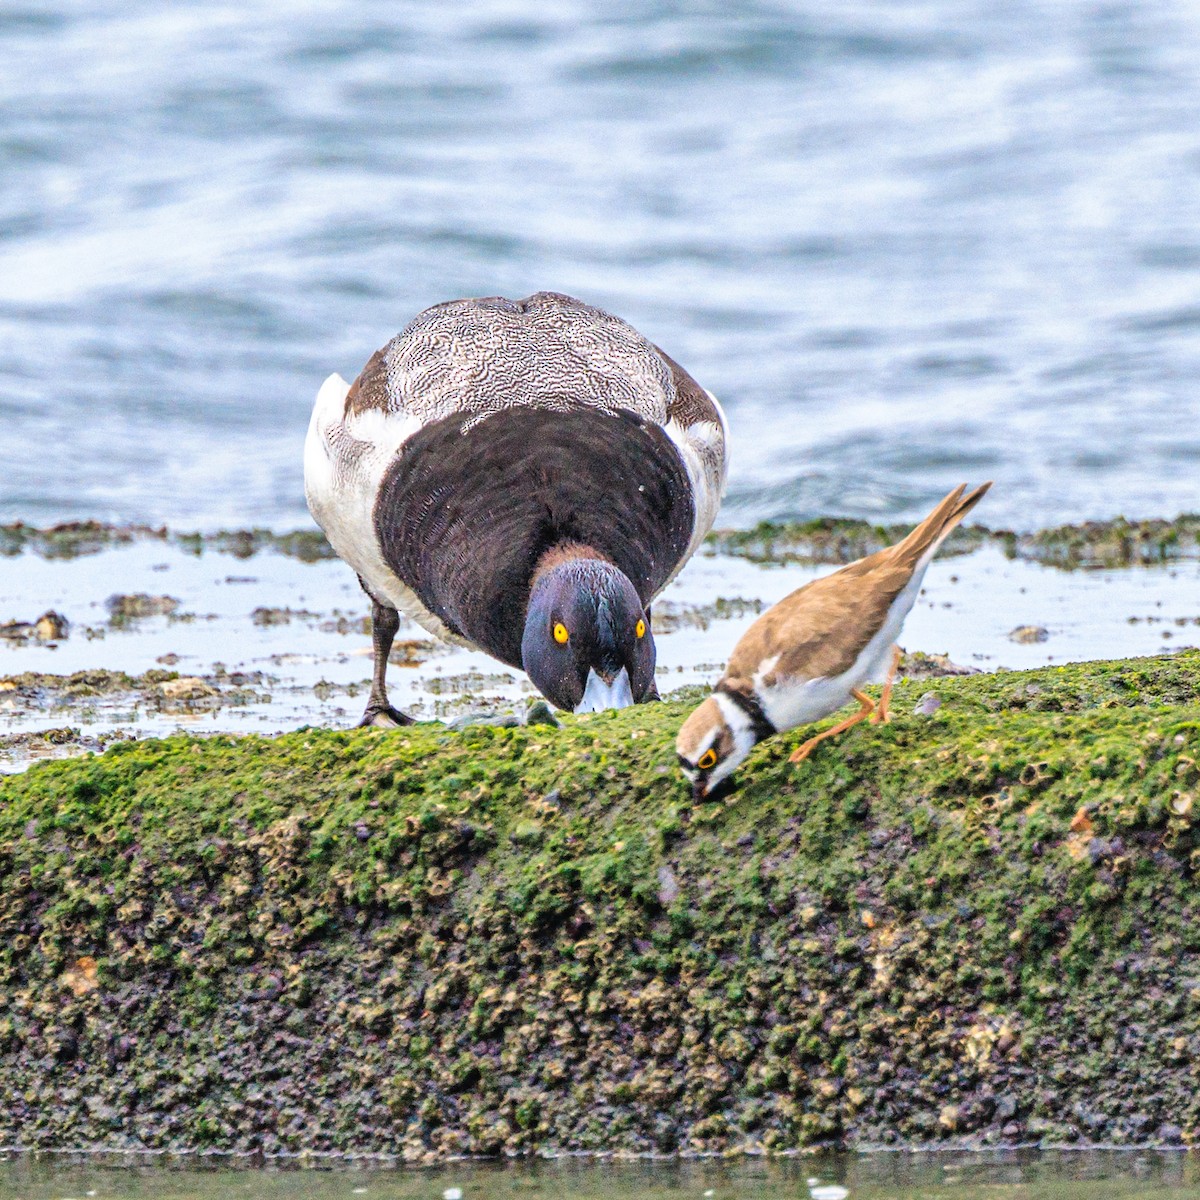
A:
[5,513,1200,570]
[1,652,1199,1159]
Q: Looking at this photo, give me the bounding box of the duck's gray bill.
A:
[575,666,634,713]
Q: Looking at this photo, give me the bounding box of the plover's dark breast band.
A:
[715,682,777,743]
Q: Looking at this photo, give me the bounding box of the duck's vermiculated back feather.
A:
[346,292,679,427]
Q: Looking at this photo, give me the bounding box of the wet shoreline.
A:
[4,516,1200,772]
[7,511,1200,569]
[1,1148,1197,1200]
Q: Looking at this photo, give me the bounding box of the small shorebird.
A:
[305,292,728,725]
[676,482,991,800]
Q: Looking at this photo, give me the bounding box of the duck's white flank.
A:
[303,372,464,644]
[660,386,729,586]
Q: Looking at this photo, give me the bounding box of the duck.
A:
[676,482,991,799]
[305,291,728,725]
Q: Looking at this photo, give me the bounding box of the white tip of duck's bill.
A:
[575,666,634,713]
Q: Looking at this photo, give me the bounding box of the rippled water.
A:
[2,1,1200,530]
[1,1153,1199,1200]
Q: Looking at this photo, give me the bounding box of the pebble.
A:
[35,610,69,640]
[523,699,561,727]
[913,692,942,716]
[106,593,180,619]
[447,711,520,731]
[1008,624,1049,644]
[158,677,218,700]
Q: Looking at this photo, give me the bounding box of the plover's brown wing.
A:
[721,482,992,690]
[886,482,991,571]
[723,555,918,689]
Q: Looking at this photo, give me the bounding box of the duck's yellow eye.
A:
[553,622,570,644]
[636,619,646,639]
[697,749,718,770]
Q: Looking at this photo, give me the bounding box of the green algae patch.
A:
[708,514,1200,569]
[0,521,334,563]
[7,513,1200,569]
[3,654,1200,1160]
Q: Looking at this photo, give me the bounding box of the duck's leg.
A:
[358,592,414,728]
[788,690,875,764]
[870,645,902,725]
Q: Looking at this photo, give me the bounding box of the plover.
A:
[676,483,991,799]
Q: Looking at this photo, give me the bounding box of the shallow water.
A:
[2,1153,1199,1200]
[3,1,1200,531]
[4,535,1200,770]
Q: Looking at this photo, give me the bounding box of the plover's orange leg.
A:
[871,645,902,725]
[789,691,876,764]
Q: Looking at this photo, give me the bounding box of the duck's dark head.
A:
[522,553,655,712]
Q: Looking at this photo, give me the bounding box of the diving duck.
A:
[305,291,728,725]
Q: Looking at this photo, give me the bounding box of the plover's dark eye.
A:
[697,748,718,770]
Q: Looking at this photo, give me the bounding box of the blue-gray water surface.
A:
[2,1,1199,531]
[2,1153,1199,1199]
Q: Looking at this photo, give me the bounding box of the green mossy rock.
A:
[3,653,1200,1160]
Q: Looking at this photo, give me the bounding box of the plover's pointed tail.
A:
[891,481,992,569]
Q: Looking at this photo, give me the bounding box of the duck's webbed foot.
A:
[357,701,414,729]
[354,590,414,729]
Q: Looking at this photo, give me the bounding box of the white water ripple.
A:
[2,0,1200,529]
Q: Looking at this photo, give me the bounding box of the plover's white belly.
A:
[760,673,860,732]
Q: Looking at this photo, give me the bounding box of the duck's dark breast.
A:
[373,407,694,666]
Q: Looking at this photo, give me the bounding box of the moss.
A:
[1,653,1199,1159]
[0,521,333,562]
[708,516,994,565]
